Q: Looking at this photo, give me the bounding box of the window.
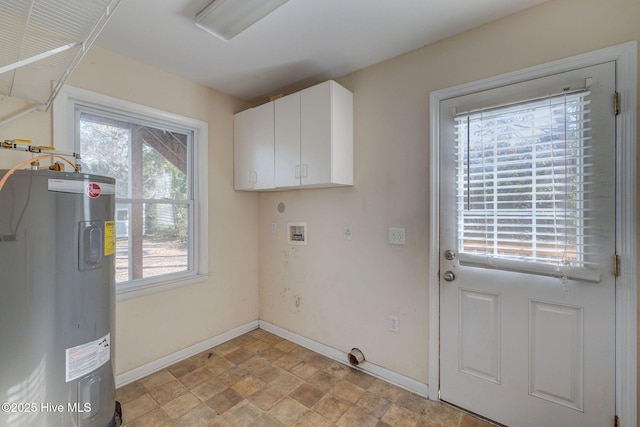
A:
[455,91,592,269]
[55,87,209,297]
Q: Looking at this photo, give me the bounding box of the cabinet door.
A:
[233,103,274,190]
[274,92,301,188]
[300,81,332,186]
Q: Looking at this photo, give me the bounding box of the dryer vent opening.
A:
[348,348,365,366]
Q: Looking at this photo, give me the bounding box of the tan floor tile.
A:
[220,400,263,427]
[345,369,377,389]
[149,380,189,406]
[205,388,244,415]
[336,406,379,427]
[259,332,284,345]
[274,340,299,353]
[168,357,201,378]
[204,356,236,377]
[306,370,342,393]
[416,400,463,426]
[255,365,286,383]
[247,386,286,411]
[120,330,472,427]
[292,410,334,427]
[250,413,285,427]
[247,328,273,340]
[289,346,317,360]
[269,370,305,394]
[218,366,249,386]
[162,393,201,420]
[273,353,303,371]
[367,378,405,402]
[306,354,333,369]
[179,368,213,389]
[241,355,271,373]
[395,391,430,414]
[232,375,268,397]
[289,382,325,408]
[176,404,218,426]
[122,393,159,423]
[116,381,147,404]
[226,347,257,365]
[311,395,351,423]
[329,379,367,404]
[141,369,176,392]
[190,350,219,367]
[257,346,286,362]
[127,408,177,427]
[268,397,309,424]
[324,362,352,379]
[381,403,421,426]
[459,413,495,427]
[214,340,243,356]
[354,391,392,418]
[191,379,228,402]
[244,339,272,353]
[290,361,320,380]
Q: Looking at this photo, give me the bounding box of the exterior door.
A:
[439,62,616,427]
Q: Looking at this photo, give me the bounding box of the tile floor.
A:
[116,328,493,426]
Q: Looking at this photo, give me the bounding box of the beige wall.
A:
[258,0,639,392]
[0,47,260,375]
[0,0,636,406]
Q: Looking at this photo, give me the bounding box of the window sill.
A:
[115,273,210,302]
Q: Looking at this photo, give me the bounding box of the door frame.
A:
[428,41,637,426]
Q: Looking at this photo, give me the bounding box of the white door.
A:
[439,62,616,427]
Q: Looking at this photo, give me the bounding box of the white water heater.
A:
[0,170,120,426]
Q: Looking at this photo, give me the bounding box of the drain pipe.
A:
[348,348,365,366]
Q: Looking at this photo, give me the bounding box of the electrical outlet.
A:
[271,223,277,234]
[343,225,352,240]
[389,227,406,245]
[389,315,399,332]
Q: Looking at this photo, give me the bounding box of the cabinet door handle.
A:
[302,164,308,178]
[249,171,258,184]
[295,165,301,179]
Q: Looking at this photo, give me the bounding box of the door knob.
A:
[443,271,455,282]
[444,249,456,260]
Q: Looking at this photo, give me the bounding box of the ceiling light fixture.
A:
[195,0,289,41]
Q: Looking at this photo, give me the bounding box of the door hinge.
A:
[614,254,621,277]
[614,92,620,116]
[614,414,619,427]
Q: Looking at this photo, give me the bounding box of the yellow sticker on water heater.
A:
[104,221,115,256]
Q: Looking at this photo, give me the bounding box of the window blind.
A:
[454,90,598,280]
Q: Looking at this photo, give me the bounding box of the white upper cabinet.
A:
[233,102,275,190]
[234,80,353,191]
[274,91,301,188]
[299,80,353,188]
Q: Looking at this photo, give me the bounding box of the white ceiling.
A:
[95,0,546,101]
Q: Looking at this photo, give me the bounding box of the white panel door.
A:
[439,62,616,427]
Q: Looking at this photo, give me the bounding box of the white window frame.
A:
[429,42,636,426]
[53,86,209,300]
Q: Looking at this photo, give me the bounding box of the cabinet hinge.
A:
[614,254,621,278]
[614,414,619,427]
[614,92,620,116]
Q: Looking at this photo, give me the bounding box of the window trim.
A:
[53,85,209,300]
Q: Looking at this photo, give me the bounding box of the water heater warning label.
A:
[104,221,115,256]
[65,333,110,382]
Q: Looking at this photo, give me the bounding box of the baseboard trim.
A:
[115,320,260,388]
[258,320,429,398]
